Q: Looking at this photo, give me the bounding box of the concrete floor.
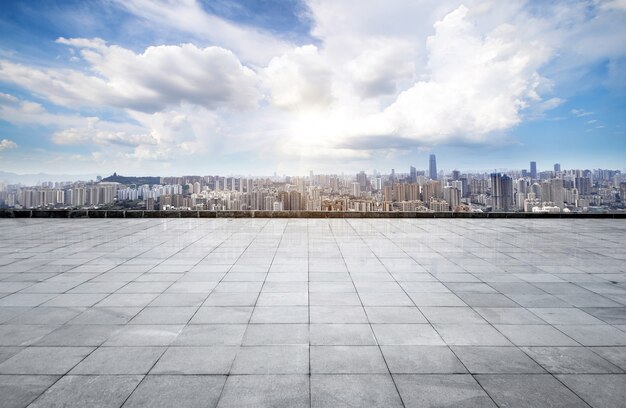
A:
[0,218,625,407]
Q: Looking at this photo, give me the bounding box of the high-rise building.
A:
[490,173,513,211]
[429,154,437,180]
[530,161,537,179]
[409,166,417,183]
[554,163,561,173]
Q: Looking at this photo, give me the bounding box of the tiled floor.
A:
[0,218,625,407]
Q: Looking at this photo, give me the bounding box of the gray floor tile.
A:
[250,306,309,323]
[124,375,226,408]
[151,346,238,374]
[556,324,626,346]
[104,325,183,346]
[394,374,497,407]
[476,374,589,408]
[452,346,545,374]
[28,375,143,408]
[435,324,512,346]
[190,306,253,324]
[381,345,467,373]
[522,346,623,373]
[311,374,403,408]
[173,324,246,346]
[0,347,93,374]
[494,324,578,346]
[372,324,445,345]
[70,346,164,374]
[556,374,626,408]
[230,345,309,374]
[243,324,309,345]
[311,345,388,373]
[217,375,309,408]
[0,375,59,408]
[365,306,427,323]
[591,346,626,370]
[310,324,375,345]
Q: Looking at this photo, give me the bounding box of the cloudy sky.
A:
[0,0,625,176]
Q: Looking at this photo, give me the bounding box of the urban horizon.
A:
[2,155,624,214]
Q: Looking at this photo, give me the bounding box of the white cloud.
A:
[0,139,18,151]
[264,45,333,111]
[111,0,292,65]
[0,40,260,112]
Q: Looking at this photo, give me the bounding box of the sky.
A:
[0,0,625,178]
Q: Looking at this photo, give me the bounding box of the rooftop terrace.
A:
[0,218,625,407]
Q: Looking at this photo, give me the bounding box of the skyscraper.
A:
[490,173,513,211]
[554,163,561,173]
[530,161,537,179]
[410,166,417,183]
[429,154,437,180]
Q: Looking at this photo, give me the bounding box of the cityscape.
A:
[1,1,625,408]
[2,156,624,213]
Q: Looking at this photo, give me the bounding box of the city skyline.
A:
[0,0,625,175]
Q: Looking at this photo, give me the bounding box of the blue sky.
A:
[0,0,625,177]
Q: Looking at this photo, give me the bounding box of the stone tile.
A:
[420,307,487,324]
[250,306,309,323]
[190,306,253,324]
[522,346,623,373]
[556,374,626,408]
[529,307,605,324]
[129,307,197,325]
[494,324,578,346]
[0,375,59,408]
[35,325,122,346]
[151,346,238,374]
[452,346,545,374]
[124,375,226,408]
[407,292,466,306]
[381,345,466,373]
[173,324,246,346]
[311,345,388,373]
[372,324,445,345]
[104,325,183,346]
[394,374,496,408]
[0,325,59,346]
[0,347,93,374]
[310,306,368,323]
[365,306,427,323]
[230,345,309,374]
[69,307,140,325]
[311,374,403,408]
[474,307,546,324]
[242,323,308,345]
[70,346,164,374]
[476,374,589,408]
[0,347,23,364]
[556,324,626,346]
[592,346,626,370]
[309,292,361,306]
[218,375,309,408]
[435,324,512,346]
[28,375,143,408]
[310,324,375,345]
[8,307,84,325]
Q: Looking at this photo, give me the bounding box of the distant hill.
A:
[102,173,161,185]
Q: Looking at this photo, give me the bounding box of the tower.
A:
[429,154,437,180]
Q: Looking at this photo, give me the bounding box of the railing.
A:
[0,209,624,218]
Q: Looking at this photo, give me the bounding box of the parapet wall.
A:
[0,209,624,219]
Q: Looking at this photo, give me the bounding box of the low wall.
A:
[0,209,624,219]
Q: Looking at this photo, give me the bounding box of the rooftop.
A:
[1,218,625,407]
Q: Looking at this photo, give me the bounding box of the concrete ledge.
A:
[0,209,624,218]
